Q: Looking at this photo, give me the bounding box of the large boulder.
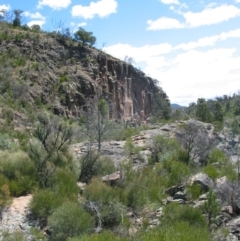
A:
[189,173,214,191]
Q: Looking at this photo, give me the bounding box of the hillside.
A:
[1,21,240,241]
[0,22,169,129]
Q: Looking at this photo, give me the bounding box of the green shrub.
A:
[51,168,79,200]
[30,189,63,219]
[94,156,116,176]
[69,231,127,241]
[187,183,205,200]
[0,150,37,196]
[140,221,212,241]
[83,178,116,204]
[2,107,14,122]
[162,203,207,228]
[48,201,94,241]
[203,165,219,181]
[207,148,228,165]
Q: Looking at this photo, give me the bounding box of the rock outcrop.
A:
[0,29,169,122]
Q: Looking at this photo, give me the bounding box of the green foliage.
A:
[28,118,73,188]
[207,148,228,165]
[30,189,63,219]
[74,27,96,46]
[48,201,94,241]
[31,24,41,32]
[83,178,123,228]
[187,183,205,200]
[2,231,27,241]
[163,158,190,187]
[214,101,224,122]
[83,178,116,204]
[69,231,127,241]
[202,189,221,229]
[162,202,207,228]
[203,165,219,181]
[196,98,212,123]
[152,92,171,121]
[60,75,68,83]
[151,135,179,163]
[2,107,14,122]
[140,221,212,241]
[0,133,17,150]
[0,150,37,196]
[12,10,23,27]
[51,168,79,199]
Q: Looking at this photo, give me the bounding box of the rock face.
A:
[0,31,169,121]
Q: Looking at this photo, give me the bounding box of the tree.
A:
[196,98,212,123]
[214,101,223,122]
[152,92,171,121]
[31,24,41,32]
[12,9,23,27]
[80,97,114,153]
[74,27,96,46]
[28,116,73,188]
[202,189,221,229]
[176,121,214,165]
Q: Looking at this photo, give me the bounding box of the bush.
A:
[0,150,37,196]
[203,165,219,181]
[69,231,127,241]
[30,189,63,220]
[162,202,207,228]
[51,168,79,200]
[48,201,94,241]
[140,221,212,241]
[83,178,116,204]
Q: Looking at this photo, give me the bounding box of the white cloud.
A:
[184,4,240,27]
[160,0,180,4]
[78,22,87,27]
[27,20,45,28]
[71,0,117,19]
[103,43,173,63]
[24,11,45,21]
[175,29,240,50]
[24,11,46,28]
[148,4,240,30]
[144,48,240,105]
[104,28,240,105]
[235,0,240,3]
[0,4,10,11]
[37,0,71,10]
[147,17,184,30]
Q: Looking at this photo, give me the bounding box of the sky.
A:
[0,0,240,106]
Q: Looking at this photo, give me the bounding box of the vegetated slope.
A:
[0,23,170,128]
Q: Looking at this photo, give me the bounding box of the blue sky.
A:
[0,0,240,106]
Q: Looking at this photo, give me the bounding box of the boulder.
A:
[190,173,214,191]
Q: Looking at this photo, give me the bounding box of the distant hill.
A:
[171,103,186,109]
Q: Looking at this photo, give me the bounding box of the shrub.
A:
[0,150,37,196]
[69,231,127,241]
[30,189,63,220]
[83,178,116,204]
[140,221,212,241]
[162,202,207,228]
[203,165,219,181]
[51,168,79,200]
[48,201,94,241]
[2,107,14,122]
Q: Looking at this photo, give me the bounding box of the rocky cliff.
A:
[0,27,169,121]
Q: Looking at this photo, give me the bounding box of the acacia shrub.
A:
[0,150,37,196]
[48,201,94,241]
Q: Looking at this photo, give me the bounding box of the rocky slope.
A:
[0,26,169,122]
